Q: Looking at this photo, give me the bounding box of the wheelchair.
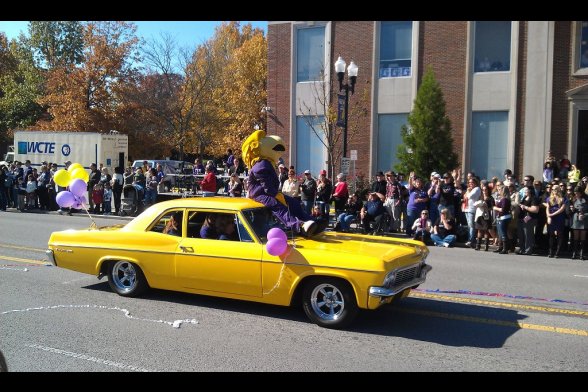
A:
[363,212,391,236]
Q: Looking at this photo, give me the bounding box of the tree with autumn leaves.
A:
[39,21,141,133]
[1,21,267,161]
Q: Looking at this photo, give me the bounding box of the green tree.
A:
[395,67,458,179]
[0,33,45,142]
[27,21,84,69]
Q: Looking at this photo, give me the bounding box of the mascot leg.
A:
[283,194,328,235]
[255,195,318,237]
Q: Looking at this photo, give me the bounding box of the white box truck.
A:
[13,131,128,172]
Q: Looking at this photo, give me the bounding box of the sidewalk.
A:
[1,206,134,221]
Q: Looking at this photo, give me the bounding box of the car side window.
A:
[236,215,253,242]
[190,212,240,242]
[186,210,206,238]
[150,210,183,236]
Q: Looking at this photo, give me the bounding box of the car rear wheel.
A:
[302,277,358,329]
[107,261,149,297]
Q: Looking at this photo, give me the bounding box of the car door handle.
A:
[180,246,194,253]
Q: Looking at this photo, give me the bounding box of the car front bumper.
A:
[368,264,432,300]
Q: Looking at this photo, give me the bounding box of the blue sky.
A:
[0,21,267,49]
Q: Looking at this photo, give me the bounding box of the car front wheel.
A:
[302,277,358,329]
[107,260,149,297]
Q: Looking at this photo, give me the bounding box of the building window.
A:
[579,21,588,69]
[379,21,412,78]
[377,114,408,172]
[470,111,509,180]
[296,116,326,175]
[297,26,325,82]
[474,21,512,73]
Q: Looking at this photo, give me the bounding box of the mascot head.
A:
[242,130,285,168]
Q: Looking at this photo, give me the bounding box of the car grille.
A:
[392,265,420,288]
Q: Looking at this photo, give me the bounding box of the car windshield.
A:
[241,207,299,243]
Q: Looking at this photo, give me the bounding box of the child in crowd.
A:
[17,177,27,212]
[92,183,104,214]
[103,182,112,215]
[25,174,37,208]
[312,205,323,219]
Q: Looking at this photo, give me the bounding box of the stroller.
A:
[120,184,144,216]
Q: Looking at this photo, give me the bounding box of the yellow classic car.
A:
[46,197,431,329]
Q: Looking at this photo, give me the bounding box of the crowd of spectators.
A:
[2,149,586,261]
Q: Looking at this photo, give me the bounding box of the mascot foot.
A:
[314,218,329,235]
[301,220,318,238]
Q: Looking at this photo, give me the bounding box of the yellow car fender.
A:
[97,255,142,276]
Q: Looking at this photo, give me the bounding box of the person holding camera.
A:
[300,170,317,216]
[406,173,429,237]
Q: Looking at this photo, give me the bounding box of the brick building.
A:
[266,21,588,182]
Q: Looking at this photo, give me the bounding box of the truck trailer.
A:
[13,131,128,173]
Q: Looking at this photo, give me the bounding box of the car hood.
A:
[276,232,427,272]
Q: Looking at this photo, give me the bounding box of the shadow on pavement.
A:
[350,296,527,348]
[83,282,525,348]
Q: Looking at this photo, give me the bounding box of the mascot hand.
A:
[276,192,287,206]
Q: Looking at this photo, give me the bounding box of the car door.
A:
[141,208,186,289]
[175,210,263,297]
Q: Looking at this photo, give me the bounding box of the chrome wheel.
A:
[111,261,137,294]
[310,283,345,321]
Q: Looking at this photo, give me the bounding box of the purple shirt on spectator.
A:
[407,188,428,211]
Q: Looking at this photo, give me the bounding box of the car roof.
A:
[125,197,264,230]
[157,197,262,210]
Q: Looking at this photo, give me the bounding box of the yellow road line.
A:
[0,255,49,266]
[0,243,46,253]
[410,292,588,318]
[396,308,588,337]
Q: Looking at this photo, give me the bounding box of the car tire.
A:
[107,260,149,297]
[302,277,358,329]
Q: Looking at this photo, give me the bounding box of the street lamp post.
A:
[334,55,358,158]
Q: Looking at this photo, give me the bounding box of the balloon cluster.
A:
[54,163,90,210]
[266,228,288,256]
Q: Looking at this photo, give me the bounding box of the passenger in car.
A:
[200,214,217,239]
[216,214,238,241]
[163,212,182,236]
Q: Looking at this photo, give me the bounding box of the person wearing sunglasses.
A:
[412,210,432,243]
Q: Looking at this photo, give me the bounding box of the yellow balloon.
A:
[54,169,72,187]
[71,167,90,182]
[68,163,84,173]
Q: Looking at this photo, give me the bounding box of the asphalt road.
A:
[1,210,587,372]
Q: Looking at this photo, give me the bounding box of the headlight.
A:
[383,271,395,288]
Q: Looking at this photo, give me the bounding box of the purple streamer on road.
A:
[413,288,588,307]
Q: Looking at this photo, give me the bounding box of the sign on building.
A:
[341,157,351,175]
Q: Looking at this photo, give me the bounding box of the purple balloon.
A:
[267,228,287,242]
[56,191,75,208]
[71,200,83,210]
[69,178,87,198]
[79,194,89,208]
[266,237,287,256]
